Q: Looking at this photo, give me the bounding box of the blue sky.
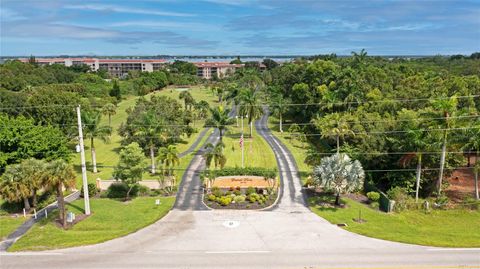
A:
[1,0,479,56]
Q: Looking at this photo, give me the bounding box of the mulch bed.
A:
[54,213,91,229]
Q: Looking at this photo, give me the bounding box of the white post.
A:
[34,208,37,219]
[77,106,91,215]
[45,210,48,219]
[23,208,26,218]
[241,116,244,168]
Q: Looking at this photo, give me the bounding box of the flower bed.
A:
[204,184,278,210]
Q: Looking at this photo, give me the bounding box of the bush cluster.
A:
[201,167,277,181]
[366,191,380,202]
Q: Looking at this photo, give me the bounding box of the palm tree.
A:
[270,94,288,132]
[238,88,263,137]
[158,145,180,187]
[313,153,365,206]
[19,159,47,208]
[0,164,33,211]
[203,142,227,169]
[83,111,112,173]
[463,117,480,200]
[179,91,195,111]
[313,113,355,153]
[44,160,76,228]
[102,103,117,127]
[429,97,458,195]
[205,106,234,142]
[135,112,167,174]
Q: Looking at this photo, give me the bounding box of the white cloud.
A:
[64,4,195,17]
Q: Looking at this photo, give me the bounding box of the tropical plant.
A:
[203,142,227,169]
[113,142,144,200]
[463,117,480,200]
[312,113,354,153]
[135,112,167,174]
[158,145,179,188]
[205,106,234,141]
[238,88,263,137]
[0,164,33,211]
[19,158,47,208]
[270,94,288,132]
[43,160,76,228]
[102,103,117,127]
[179,91,195,110]
[82,110,112,173]
[313,153,365,205]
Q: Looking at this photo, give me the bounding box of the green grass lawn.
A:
[0,217,25,240]
[74,85,217,188]
[9,196,175,251]
[309,196,480,247]
[218,122,277,169]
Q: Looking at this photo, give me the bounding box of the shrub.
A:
[225,191,232,196]
[434,195,449,209]
[234,195,246,203]
[81,183,99,198]
[200,167,277,180]
[106,182,139,198]
[208,194,216,201]
[367,191,380,202]
[248,196,257,203]
[218,196,232,206]
[246,187,255,196]
[212,188,223,197]
[137,185,151,196]
[369,202,379,209]
[462,198,480,210]
[234,190,242,196]
[387,187,410,212]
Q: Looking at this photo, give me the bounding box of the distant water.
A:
[167,56,295,63]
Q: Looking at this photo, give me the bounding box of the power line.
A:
[1,94,478,110]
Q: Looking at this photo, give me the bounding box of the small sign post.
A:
[155,199,161,206]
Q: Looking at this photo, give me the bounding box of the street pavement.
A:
[1,111,479,269]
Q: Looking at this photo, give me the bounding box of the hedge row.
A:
[201,167,277,181]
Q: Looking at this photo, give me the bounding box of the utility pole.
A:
[76,106,91,215]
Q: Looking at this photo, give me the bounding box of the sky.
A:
[1,0,479,56]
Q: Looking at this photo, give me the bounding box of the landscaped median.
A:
[8,196,174,251]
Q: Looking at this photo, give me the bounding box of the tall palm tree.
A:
[0,164,32,211]
[135,112,167,174]
[44,160,76,228]
[270,94,288,132]
[238,88,263,137]
[83,111,112,173]
[313,113,354,153]
[205,106,233,142]
[463,117,480,200]
[179,91,195,111]
[102,103,117,127]
[428,97,458,195]
[203,142,227,169]
[158,145,180,187]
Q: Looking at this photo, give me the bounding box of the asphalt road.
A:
[1,110,479,269]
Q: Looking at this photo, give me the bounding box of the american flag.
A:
[239,134,244,148]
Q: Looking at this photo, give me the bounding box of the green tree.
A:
[0,164,33,211]
[44,160,76,228]
[203,142,227,169]
[270,94,288,132]
[113,143,144,200]
[82,111,112,173]
[19,158,47,208]
[238,88,263,137]
[205,106,234,141]
[463,117,480,200]
[179,91,195,110]
[109,80,122,102]
[313,153,365,205]
[102,103,117,127]
[157,145,179,187]
[312,113,355,153]
[134,112,167,174]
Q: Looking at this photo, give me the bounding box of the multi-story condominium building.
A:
[194,62,244,79]
[18,58,248,79]
[19,58,167,78]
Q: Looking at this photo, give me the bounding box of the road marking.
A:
[426,248,480,251]
[205,250,271,254]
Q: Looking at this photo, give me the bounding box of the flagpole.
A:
[241,116,244,168]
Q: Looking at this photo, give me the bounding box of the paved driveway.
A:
[2,111,479,269]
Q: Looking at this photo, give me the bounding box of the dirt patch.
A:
[54,213,91,229]
[445,167,476,203]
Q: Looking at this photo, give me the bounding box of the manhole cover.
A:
[223,220,240,228]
